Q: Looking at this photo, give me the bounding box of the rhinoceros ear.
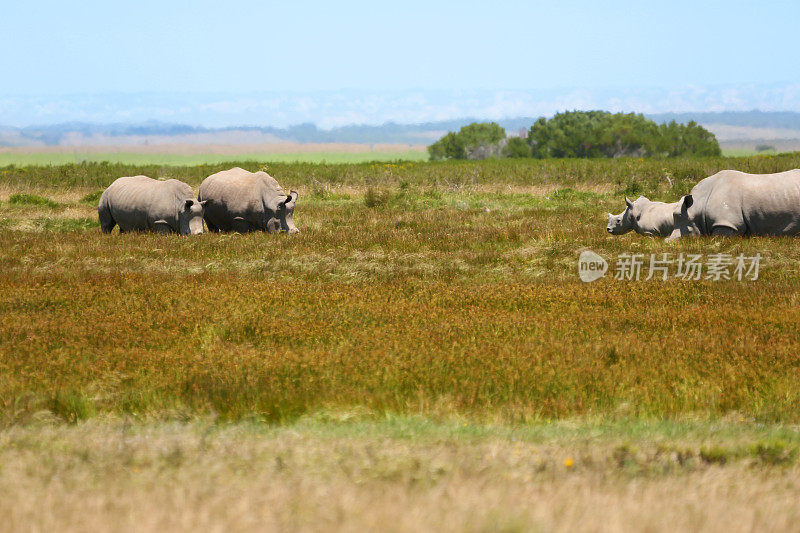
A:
[184,199,194,210]
[625,196,634,209]
[682,194,693,208]
[199,199,210,207]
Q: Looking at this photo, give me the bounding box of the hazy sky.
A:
[2,0,799,94]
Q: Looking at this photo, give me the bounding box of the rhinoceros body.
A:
[607,169,800,240]
[198,167,299,233]
[98,176,206,234]
[670,169,800,239]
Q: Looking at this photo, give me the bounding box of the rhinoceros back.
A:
[199,167,286,231]
[692,169,800,236]
[99,176,194,233]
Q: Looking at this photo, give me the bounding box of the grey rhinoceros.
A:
[198,167,299,233]
[607,169,800,240]
[98,176,206,234]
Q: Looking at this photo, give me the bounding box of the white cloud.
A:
[1,84,799,128]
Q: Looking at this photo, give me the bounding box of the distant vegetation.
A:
[428,112,722,160]
[427,122,507,160]
[0,150,428,167]
[647,110,800,130]
[528,111,721,158]
[3,111,800,148]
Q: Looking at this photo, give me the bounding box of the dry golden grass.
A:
[1,417,799,532]
[4,156,800,529]
[3,174,800,422]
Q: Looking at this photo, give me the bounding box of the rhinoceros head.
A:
[179,199,208,235]
[607,196,644,235]
[271,191,299,234]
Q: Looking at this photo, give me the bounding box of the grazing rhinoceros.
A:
[607,169,800,240]
[606,195,680,238]
[98,176,206,235]
[198,167,299,233]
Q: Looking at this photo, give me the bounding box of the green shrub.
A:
[699,446,729,465]
[48,390,96,423]
[364,187,392,208]
[750,441,797,465]
[428,122,506,161]
[80,190,104,204]
[8,193,58,207]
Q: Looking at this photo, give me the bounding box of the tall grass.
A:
[2,152,799,194]
[3,156,800,423]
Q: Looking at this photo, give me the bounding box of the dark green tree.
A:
[427,131,465,160]
[503,136,531,158]
[428,122,506,160]
[527,111,720,158]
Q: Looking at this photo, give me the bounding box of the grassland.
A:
[2,417,799,532]
[0,149,428,166]
[2,153,800,531]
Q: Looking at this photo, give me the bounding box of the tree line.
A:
[427,110,722,160]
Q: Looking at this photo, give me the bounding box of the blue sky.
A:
[1,1,799,125]
[2,0,798,93]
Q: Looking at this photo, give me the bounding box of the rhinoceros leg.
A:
[232,217,250,233]
[711,225,740,237]
[205,219,220,232]
[98,205,116,234]
[153,221,173,235]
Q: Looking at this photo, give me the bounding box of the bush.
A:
[428,122,506,161]
[364,187,393,208]
[80,190,104,204]
[503,137,531,158]
[527,111,721,159]
[8,193,58,207]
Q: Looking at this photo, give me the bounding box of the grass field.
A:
[2,154,800,531]
[0,145,777,164]
[3,417,799,532]
[0,150,429,166]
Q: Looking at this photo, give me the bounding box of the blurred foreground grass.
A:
[1,416,799,532]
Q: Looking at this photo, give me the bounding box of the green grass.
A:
[79,190,103,204]
[0,150,428,166]
[3,153,799,193]
[8,193,58,207]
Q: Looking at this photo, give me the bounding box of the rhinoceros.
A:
[606,196,680,238]
[607,169,800,240]
[198,167,299,233]
[98,176,206,234]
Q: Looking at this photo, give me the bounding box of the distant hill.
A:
[2,111,799,148]
[646,111,800,130]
